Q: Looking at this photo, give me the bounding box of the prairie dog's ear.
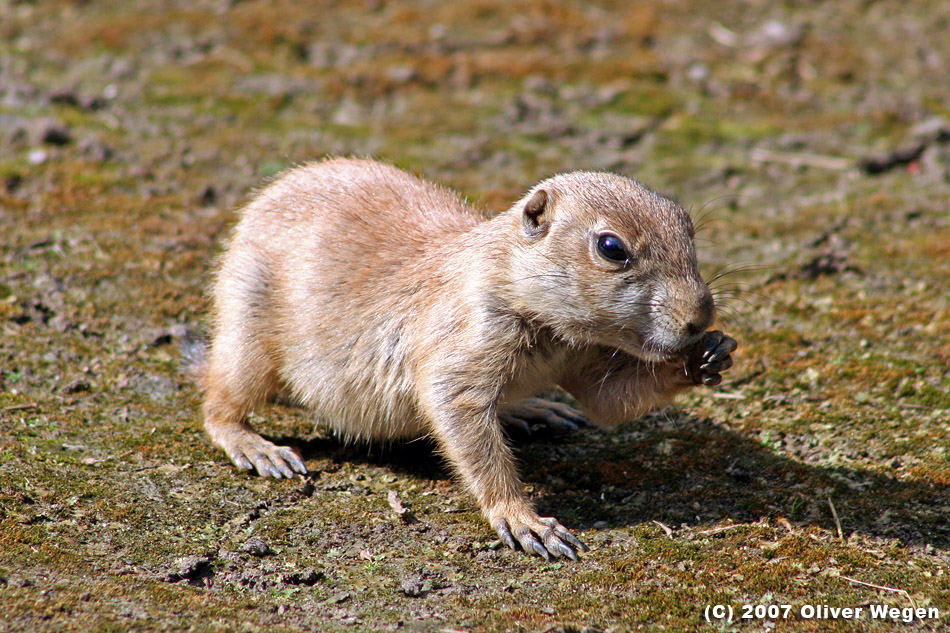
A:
[522,188,549,237]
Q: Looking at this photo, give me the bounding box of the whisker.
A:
[714,308,750,329]
[689,195,740,234]
[706,263,772,284]
[711,289,764,307]
[596,364,616,398]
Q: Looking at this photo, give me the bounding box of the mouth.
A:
[619,337,684,363]
[622,332,696,363]
[634,347,681,363]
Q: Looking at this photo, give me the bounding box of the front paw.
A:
[491,510,588,561]
[685,330,737,386]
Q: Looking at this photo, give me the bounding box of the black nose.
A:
[685,290,715,336]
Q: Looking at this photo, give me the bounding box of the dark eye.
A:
[596,233,629,263]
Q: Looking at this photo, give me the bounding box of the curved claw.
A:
[493,519,519,551]
[252,454,284,478]
[545,519,589,552]
[278,447,308,475]
[517,528,552,560]
[233,454,254,471]
[533,399,591,428]
[542,529,578,560]
[223,433,307,479]
[700,355,733,374]
[701,330,725,360]
[707,334,738,362]
[702,373,723,386]
[492,515,586,560]
[688,331,737,386]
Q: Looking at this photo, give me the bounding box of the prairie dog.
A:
[195,158,737,559]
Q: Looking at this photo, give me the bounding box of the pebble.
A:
[242,537,273,557]
[400,576,425,597]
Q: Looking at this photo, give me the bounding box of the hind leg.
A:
[499,397,591,437]
[202,246,308,478]
[202,337,306,479]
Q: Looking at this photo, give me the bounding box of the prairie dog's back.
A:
[238,158,482,258]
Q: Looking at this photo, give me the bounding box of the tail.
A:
[179,331,210,392]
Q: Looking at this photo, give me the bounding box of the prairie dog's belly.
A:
[313,401,429,442]
[270,290,428,442]
[279,354,430,441]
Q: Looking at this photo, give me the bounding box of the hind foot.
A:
[500,397,591,437]
[218,428,307,478]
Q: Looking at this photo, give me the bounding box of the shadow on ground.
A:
[270,411,948,549]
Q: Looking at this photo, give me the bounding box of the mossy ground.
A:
[1,1,948,631]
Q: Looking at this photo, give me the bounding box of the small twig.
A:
[2,402,39,412]
[652,520,674,538]
[827,496,844,542]
[710,391,746,400]
[841,575,918,610]
[708,22,739,47]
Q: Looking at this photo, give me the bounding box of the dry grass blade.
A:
[697,523,754,536]
[840,575,918,610]
[828,496,844,541]
[710,391,746,399]
[652,520,674,538]
[2,403,39,412]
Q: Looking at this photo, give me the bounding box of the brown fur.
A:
[196,157,734,558]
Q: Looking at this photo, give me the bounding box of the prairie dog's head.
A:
[508,171,714,361]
